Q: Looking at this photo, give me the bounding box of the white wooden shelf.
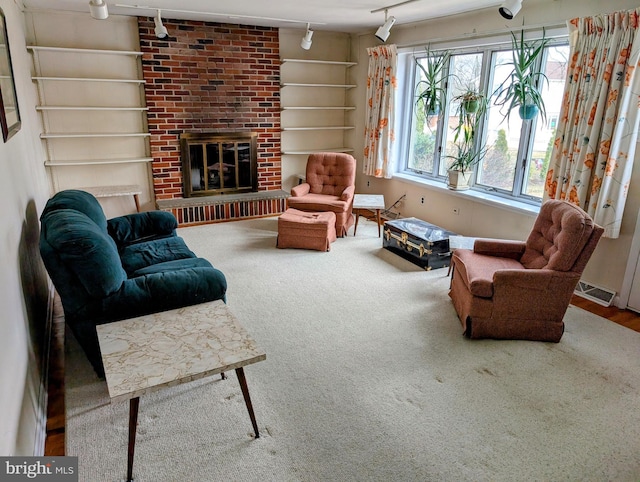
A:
[44,157,153,166]
[37,106,148,111]
[27,45,143,56]
[33,76,145,84]
[281,58,357,67]
[40,132,150,139]
[282,126,355,131]
[281,83,356,88]
[282,106,356,111]
[282,148,355,155]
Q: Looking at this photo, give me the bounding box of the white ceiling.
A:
[23,0,504,33]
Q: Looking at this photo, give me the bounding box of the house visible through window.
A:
[403,35,570,205]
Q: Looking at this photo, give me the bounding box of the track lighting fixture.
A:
[89,0,109,20]
[498,0,522,20]
[300,23,314,50]
[154,9,169,39]
[375,9,396,43]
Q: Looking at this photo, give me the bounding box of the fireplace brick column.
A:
[138,18,281,201]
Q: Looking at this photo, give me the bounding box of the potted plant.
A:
[445,89,488,190]
[492,29,549,122]
[454,88,486,115]
[414,47,450,119]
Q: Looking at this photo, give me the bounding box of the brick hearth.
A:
[138,17,283,224]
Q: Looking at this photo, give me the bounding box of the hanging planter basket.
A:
[519,104,539,120]
[462,99,480,114]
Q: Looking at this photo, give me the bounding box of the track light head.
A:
[498,0,522,20]
[301,23,313,50]
[375,10,396,43]
[89,0,108,20]
[154,9,169,39]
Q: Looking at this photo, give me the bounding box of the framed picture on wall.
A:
[0,7,21,142]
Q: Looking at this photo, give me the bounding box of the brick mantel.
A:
[138,18,281,205]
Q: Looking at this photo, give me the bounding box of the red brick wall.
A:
[138,18,281,200]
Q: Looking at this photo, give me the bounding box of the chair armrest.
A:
[108,211,178,247]
[474,239,526,260]
[291,183,310,197]
[340,185,355,202]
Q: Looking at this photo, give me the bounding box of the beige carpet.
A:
[66,217,640,481]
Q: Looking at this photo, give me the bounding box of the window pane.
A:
[407,57,440,174]
[479,50,520,191]
[440,52,483,176]
[522,44,569,198]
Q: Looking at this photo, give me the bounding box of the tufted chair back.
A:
[521,200,596,271]
[306,152,356,197]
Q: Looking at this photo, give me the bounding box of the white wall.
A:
[350,0,640,298]
[0,0,51,456]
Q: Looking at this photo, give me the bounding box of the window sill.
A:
[394,172,540,218]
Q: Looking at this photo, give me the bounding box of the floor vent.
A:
[574,280,616,307]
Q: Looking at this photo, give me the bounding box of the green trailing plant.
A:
[492,28,549,122]
[446,88,488,177]
[414,47,450,119]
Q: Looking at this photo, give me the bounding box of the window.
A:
[404,37,569,204]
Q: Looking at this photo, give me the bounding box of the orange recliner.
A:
[449,200,604,342]
[287,152,356,237]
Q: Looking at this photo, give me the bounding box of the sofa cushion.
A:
[108,211,177,247]
[41,210,126,297]
[120,236,197,275]
[132,257,213,277]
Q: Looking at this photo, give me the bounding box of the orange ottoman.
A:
[277,209,337,251]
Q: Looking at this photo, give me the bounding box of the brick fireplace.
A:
[138,18,286,225]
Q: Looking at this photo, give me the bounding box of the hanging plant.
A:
[492,29,549,122]
[414,47,450,119]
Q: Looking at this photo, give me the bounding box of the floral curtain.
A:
[544,8,640,238]
[363,44,397,178]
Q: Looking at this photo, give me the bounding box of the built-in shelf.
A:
[282,148,355,155]
[40,132,150,139]
[280,57,357,163]
[27,45,143,56]
[36,106,149,111]
[44,157,153,166]
[33,76,145,84]
[282,106,356,111]
[281,83,356,88]
[281,58,357,67]
[282,126,355,131]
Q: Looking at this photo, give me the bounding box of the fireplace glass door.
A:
[181,132,257,197]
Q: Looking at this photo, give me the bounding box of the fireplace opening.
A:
[180,132,258,197]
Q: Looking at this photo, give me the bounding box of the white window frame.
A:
[396,29,569,209]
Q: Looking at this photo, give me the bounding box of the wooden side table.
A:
[80,184,142,212]
[96,300,266,482]
[353,194,385,237]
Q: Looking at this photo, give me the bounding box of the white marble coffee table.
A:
[96,300,266,482]
[353,194,385,237]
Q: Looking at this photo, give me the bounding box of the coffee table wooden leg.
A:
[235,367,260,438]
[127,396,140,482]
[354,209,360,236]
[376,208,381,237]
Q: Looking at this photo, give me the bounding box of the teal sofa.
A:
[39,190,227,375]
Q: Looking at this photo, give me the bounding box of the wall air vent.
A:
[574,280,616,307]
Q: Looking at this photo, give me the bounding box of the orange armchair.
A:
[449,200,604,342]
[287,152,356,237]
